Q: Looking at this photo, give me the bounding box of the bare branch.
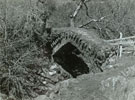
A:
[70,0,88,27]
[79,16,107,28]
[81,0,91,18]
[72,1,84,18]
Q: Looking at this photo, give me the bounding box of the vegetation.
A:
[0,0,56,99]
[0,0,135,99]
[51,0,135,39]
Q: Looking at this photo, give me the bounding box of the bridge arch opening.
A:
[53,42,89,78]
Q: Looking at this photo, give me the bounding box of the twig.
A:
[12,50,30,67]
[79,16,107,28]
[81,0,91,18]
[70,0,88,27]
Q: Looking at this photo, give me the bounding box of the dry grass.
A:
[0,0,135,99]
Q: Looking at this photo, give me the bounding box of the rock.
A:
[49,71,57,76]
[50,64,58,70]
[0,93,7,100]
[34,95,50,100]
[51,64,135,100]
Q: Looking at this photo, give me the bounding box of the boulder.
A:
[50,63,135,100]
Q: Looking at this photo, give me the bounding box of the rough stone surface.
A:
[49,57,135,100]
[1,57,135,100]
[34,95,51,100]
[51,28,112,75]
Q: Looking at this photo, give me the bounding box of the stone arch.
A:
[49,28,112,77]
[53,42,89,78]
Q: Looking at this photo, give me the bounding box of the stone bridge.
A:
[48,27,112,77]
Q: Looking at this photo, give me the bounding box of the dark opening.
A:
[53,43,89,78]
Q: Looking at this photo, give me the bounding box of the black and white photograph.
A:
[0,0,135,100]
